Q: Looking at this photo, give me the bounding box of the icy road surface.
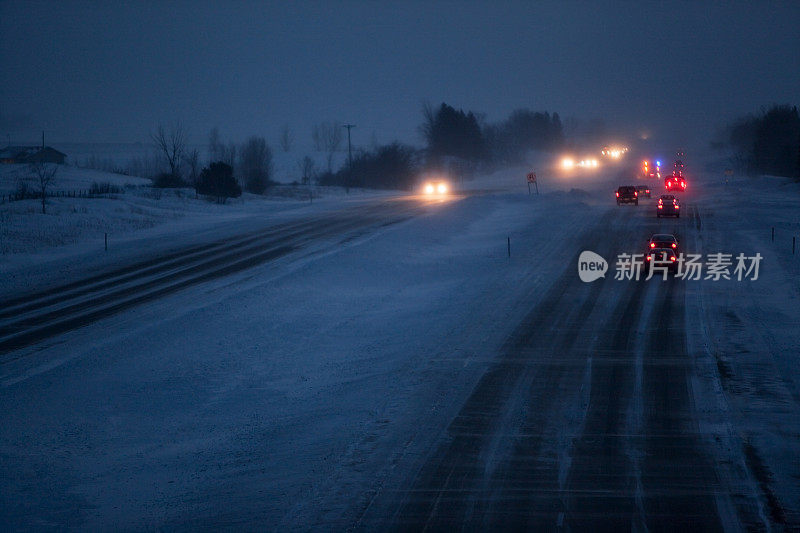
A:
[1,170,798,529]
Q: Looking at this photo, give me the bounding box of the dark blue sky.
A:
[2,1,798,148]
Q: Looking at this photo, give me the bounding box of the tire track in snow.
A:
[0,202,425,356]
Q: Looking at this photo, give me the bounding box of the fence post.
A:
[772,227,775,242]
[105,233,108,252]
[507,236,511,258]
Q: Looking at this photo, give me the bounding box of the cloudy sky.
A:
[2,1,798,149]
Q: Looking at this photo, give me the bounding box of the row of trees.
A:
[316,103,566,191]
[148,102,567,198]
[723,105,800,178]
[318,143,418,191]
[419,102,565,169]
[151,124,273,195]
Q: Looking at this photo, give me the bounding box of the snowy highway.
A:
[1,169,799,529]
[364,203,755,529]
[0,199,431,355]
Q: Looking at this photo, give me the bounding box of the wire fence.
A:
[0,189,124,205]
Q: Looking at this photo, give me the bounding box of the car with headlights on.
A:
[422,180,449,196]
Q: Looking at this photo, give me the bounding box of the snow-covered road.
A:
[1,167,798,529]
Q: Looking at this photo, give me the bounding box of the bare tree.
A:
[312,126,323,152]
[183,148,201,196]
[208,127,224,163]
[29,161,57,214]
[223,142,237,169]
[418,101,436,146]
[151,122,186,178]
[312,122,343,172]
[297,156,316,185]
[279,124,293,152]
[239,136,272,194]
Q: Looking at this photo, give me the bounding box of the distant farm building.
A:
[0,146,67,165]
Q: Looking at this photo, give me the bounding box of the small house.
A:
[0,146,67,165]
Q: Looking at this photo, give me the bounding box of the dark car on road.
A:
[648,233,678,251]
[636,185,651,198]
[616,186,638,205]
[645,248,678,274]
[657,195,680,218]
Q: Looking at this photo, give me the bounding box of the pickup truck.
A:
[616,186,638,205]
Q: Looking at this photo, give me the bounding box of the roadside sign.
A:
[526,172,539,195]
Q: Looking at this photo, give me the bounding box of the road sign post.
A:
[724,168,733,185]
[527,172,539,195]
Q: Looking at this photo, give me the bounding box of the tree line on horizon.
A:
[317,102,565,191]
[719,104,800,179]
[78,102,567,202]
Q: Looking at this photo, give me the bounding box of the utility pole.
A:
[342,124,355,193]
[343,124,355,169]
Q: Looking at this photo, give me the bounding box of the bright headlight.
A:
[424,184,434,194]
[437,183,448,194]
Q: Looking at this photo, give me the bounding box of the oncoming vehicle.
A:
[648,233,678,251]
[657,195,680,218]
[616,186,638,205]
[422,180,449,196]
[645,248,678,273]
[665,174,686,191]
[635,185,651,198]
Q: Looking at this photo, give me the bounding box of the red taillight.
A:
[671,243,677,248]
[675,205,680,209]
[650,243,656,248]
[670,256,676,261]
[646,256,651,261]
[634,191,638,196]
[658,205,663,209]
[616,192,619,197]
[668,181,672,186]
[645,189,650,193]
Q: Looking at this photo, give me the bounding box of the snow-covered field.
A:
[16,141,347,184]
[1,158,798,528]
[684,172,800,526]
[0,163,393,263]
